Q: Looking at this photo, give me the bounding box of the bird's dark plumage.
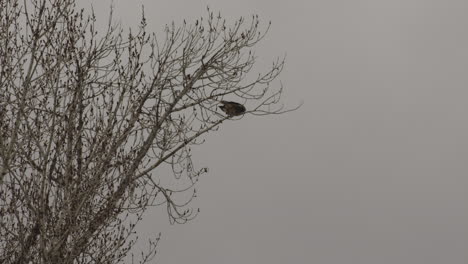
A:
[219,101,246,116]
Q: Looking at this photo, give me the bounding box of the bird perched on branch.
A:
[219,101,246,116]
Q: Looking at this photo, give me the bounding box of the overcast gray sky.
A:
[81,0,468,263]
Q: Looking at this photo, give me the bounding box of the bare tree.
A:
[0,0,296,263]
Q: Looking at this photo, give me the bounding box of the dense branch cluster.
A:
[0,0,292,263]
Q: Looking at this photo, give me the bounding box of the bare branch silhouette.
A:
[0,1,298,263]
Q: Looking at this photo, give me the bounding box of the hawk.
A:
[219,101,246,116]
